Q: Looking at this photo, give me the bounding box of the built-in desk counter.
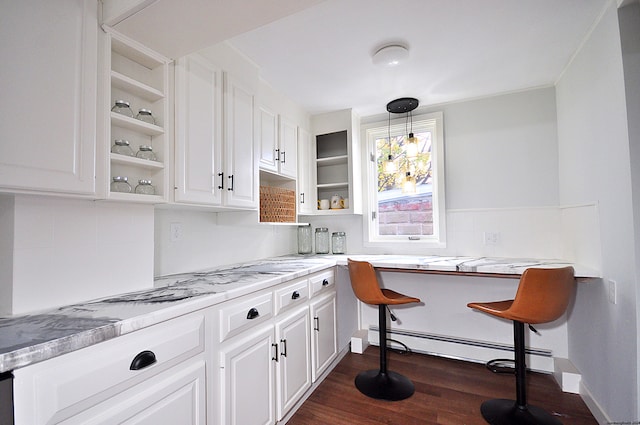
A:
[330,254,599,279]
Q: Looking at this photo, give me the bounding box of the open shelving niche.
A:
[100,26,171,204]
[314,130,352,215]
[258,170,304,224]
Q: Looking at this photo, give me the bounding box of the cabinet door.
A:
[258,106,279,172]
[310,293,338,382]
[175,54,223,205]
[0,0,97,195]
[297,127,314,214]
[278,117,298,179]
[58,359,206,425]
[275,307,311,420]
[220,324,275,425]
[224,73,257,209]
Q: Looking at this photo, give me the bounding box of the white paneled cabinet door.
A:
[279,117,298,179]
[275,306,311,420]
[258,106,279,173]
[0,0,97,195]
[310,293,338,382]
[58,360,206,425]
[175,54,223,205]
[220,324,275,425]
[224,73,257,209]
[297,127,313,214]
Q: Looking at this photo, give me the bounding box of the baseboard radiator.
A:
[368,326,554,372]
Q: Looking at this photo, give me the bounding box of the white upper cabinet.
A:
[279,117,298,179]
[297,127,314,215]
[258,111,298,180]
[174,54,223,206]
[0,0,97,196]
[224,73,258,209]
[258,106,279,173]
[174,52,258,210]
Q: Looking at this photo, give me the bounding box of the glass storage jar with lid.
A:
[298,224,312,254]
[135,179,155,195]
[136,145,157,161]
[315,227,329,254]
[111,100,134,118]
[136,109,156,125]
[331,232,346,254]
[110,176,131,193]
[111,139,134,156]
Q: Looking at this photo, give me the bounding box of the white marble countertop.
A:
[0,254,598,373]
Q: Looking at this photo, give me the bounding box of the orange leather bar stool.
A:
[347,259,421,401]
[467,266,575,425]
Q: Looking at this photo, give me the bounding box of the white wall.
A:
[306,87,595,263]
[4,195,155,315]
[556,1,638,422]
[154,209,297,276]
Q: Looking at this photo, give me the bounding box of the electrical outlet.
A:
[170,222,183,242]
[608,279,617,304]
[483,231,500,246]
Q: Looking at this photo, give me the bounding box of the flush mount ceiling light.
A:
[372,44,409,67]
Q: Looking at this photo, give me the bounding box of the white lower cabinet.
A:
[215,269,336,424]
[219,323,276,425]
[13,311,205,425]
[275,306,312,420]
[310,292,338,382]
[58,358,206,425]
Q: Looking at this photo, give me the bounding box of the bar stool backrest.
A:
[507,266,576,324]
[347,259,388,305]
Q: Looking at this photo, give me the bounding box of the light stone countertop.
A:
[0,254,598,373]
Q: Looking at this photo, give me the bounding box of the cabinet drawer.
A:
[309,270,335,298]
[14,312,205,425]
[219,292,273,341]
[274,278,309,315]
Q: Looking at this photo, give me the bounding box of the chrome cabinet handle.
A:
[272,343,279,361]
[314,317,319,331]
[280,339,287,357]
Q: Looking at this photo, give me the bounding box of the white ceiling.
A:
[227,0,609,117]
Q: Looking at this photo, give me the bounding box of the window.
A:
[363,111,446,247]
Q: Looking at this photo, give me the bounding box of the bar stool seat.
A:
[467,266,575,425]
[347,259,420,401]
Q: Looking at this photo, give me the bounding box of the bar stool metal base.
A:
[355,369,415,401]
[481,399,563,425]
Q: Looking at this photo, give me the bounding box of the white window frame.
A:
[362,111,446,248]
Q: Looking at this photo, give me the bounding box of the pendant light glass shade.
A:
[405,132,418,158]
[384,154,397,173]
[402,171,416,194]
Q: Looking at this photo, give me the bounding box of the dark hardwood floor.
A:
[288,347,597,425]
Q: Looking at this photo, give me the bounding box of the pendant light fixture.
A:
[383,111,397,173]
[386,97,419,194]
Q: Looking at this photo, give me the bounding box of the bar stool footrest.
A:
[355,369,415,401]
[480,399,563,425]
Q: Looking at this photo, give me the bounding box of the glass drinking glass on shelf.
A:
[136,109,156,125]
[111,100,134,118]
[136,145,157,161]
[110,176,131,193]
[111,139,134,156]
[135,179,155,195]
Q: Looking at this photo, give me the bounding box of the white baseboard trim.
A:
[580,381,610,425]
